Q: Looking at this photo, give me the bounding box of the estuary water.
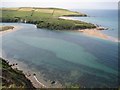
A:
[0,10,119,88]
[71,9,118,39]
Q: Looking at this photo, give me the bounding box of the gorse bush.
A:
[37,18,95,30]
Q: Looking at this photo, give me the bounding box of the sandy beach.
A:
[0,25,22,35]
[78,29,119,42]
[59,16,119,42]
[79,29,108,39]
[59,16,74,20]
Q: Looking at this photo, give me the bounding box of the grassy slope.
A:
[0,58,35,89]
[1,7,96,30]
[1,7,86,19]
[2,7,86,17]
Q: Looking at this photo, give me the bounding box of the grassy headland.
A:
[1,7,96,30]
[0,58,35,89]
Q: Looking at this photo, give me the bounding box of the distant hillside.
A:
[0,58,35,89]
[1,7,96,30]
[2,7,87,17]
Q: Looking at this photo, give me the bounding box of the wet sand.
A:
[0,25,22,35]
[78,29,119,42]
[79,29,108,39]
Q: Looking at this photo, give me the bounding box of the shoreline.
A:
[1,56,47,88]
[1,56,63,88]
[0,23,118,88]
[0,26,48,88]
[0,24,63,88]
[1,22,118,42]
[59,16,119,42]
[78,29,119,42]
[79,29,108,39]
[0,25,22,35]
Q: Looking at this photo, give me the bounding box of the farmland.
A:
[1,7,96,30]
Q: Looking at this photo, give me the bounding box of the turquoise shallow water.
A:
[1,22,118,88]
[70,9,118,39]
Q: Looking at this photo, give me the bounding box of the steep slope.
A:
[0,58,35,89]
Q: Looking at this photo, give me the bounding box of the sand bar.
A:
[0,25,22,35]
[78,29,119,42]
[79,29,108,39]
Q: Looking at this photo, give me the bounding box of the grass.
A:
[1,7,96,30]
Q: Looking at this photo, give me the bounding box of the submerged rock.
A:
[51,81,56,84]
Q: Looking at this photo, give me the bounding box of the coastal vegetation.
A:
[0,58,35,89]
[1,7,96,30]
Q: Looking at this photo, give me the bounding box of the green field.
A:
[1,7,96,30]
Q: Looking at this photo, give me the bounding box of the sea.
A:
[71,9,119,39]
[0,9,119,88]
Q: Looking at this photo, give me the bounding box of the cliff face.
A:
[0,58,35,89]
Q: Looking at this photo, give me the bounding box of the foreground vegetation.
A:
[1,7,96,30]
[0,58,35,89]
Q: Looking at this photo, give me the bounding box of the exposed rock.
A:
[96,27,108,30]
